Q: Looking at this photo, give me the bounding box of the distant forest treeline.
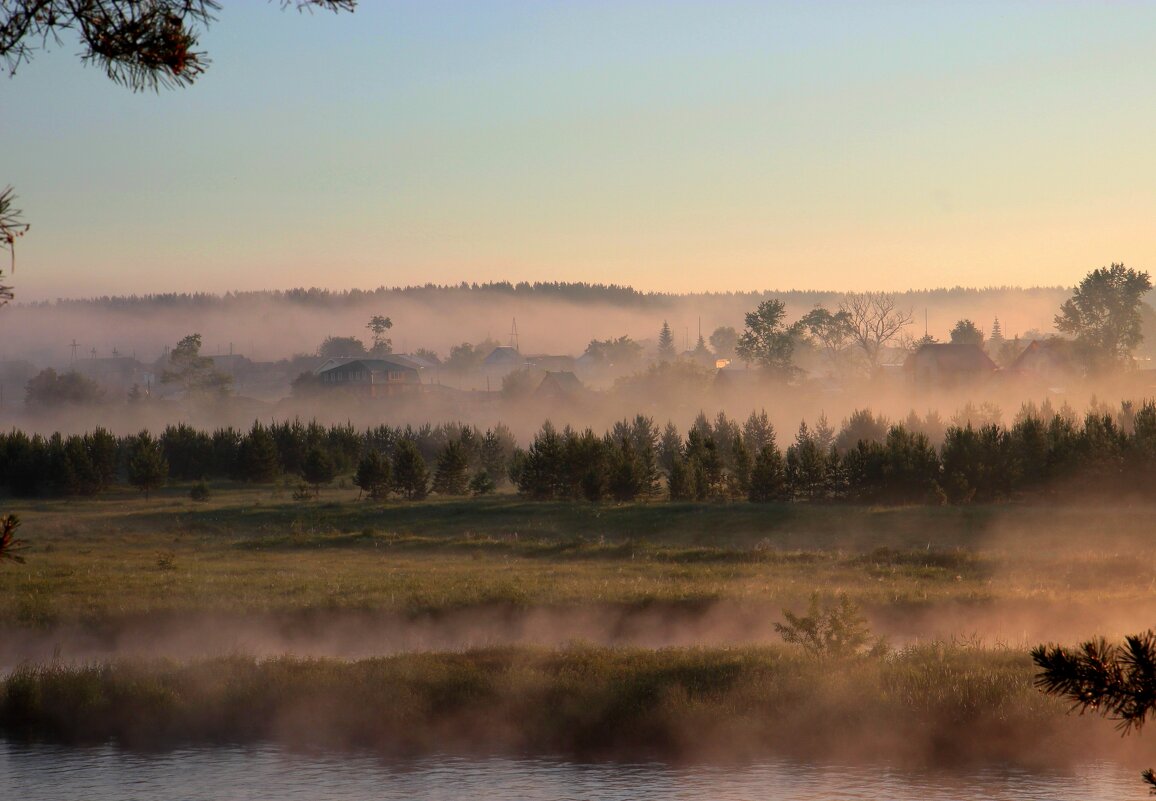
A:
[20,282,1070,312]
[2,399,1152,504]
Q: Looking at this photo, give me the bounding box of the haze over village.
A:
[1,281,1151,443]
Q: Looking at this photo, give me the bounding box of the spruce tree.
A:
[432,440,470,496]
[667,455,694,501]
[391,439,430,500]
[742,409,776,454]
[658,320,676,361]
[786,422,829,500]
[626,415,661,497]
[749,444,787,502]
[480,424,516,488]
[127,431,168,499]
[237,423,279,483]
[989,316,1006,350]
[517,422,566,499]
[659,421,683,476]
[729,433,752,498]
[354,450,392,500]
[300,446,336,497]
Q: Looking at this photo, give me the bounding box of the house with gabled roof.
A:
[315,356,422,398]
[1006,339,1080,387]
[483,346,522,369]
[534,370,586,403]
[905,343,997,389]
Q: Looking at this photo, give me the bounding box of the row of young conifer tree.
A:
[1,402,1154,503]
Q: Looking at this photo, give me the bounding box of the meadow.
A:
[3,485,1153,627]
[1,485,1152,765]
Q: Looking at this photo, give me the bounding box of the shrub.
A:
[775,593,884,658]
[354,450,391,500]
[301,447,337,497]
[469,470,496,496]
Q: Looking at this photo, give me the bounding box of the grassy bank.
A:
[2,489,1154,629]
[0,644,1116,767]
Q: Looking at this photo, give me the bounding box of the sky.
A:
[3,1,1156,301]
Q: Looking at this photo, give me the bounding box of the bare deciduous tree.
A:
[838,292,914,372]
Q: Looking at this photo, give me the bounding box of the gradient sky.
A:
[3,1,1155,300]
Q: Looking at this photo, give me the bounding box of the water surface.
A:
[0,741,1140,801]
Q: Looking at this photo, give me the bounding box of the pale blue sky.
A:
[3,1,1155,300]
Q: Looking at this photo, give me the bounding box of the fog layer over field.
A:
[0,285,1071,366]
[8,284,1156,443]
[4,596,1156,669]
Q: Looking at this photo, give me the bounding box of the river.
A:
[0,741,1141,800]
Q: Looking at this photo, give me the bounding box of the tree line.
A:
[3,402,1156,504]
[0,420,517,502]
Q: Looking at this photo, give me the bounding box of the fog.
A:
[6,501,1156,669]
[0,285,1072,367]
[5,595,1155,670]
[7,283,1155,445]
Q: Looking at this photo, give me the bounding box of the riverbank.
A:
[0,644,1128,767]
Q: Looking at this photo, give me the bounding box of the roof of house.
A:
[535,370,584,395]
[396,353,438,370]
[1008,339,1078,373]
[317,357,420,376]
[483,346,522,366]
[314,356,360,374]
[905,343,997,372]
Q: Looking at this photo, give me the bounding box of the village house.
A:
[533,370,586,403]
[315,356,422,398]
[482,346,523,374]
[1005,339,1079,389]
[905,343,998,389]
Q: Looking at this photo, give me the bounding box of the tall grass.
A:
[0,645,1107,766]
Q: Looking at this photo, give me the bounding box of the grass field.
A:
[2,485,1153,634]
[2,485,1151,763]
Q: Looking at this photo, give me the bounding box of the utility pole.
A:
[69,339,80,364]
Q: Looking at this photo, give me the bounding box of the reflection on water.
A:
[0,740,1140,801]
